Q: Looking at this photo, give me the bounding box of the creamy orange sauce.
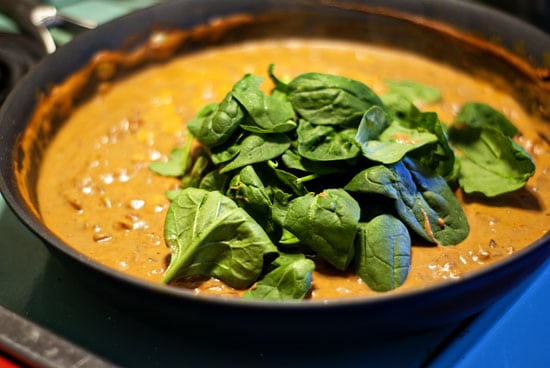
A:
[36,39,550,299]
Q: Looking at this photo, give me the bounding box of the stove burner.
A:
[0,33,45,104]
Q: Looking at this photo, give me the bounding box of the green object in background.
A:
[0,0,162,46]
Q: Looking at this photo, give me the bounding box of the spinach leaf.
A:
[278,228,301,246]
[149,133,195,177]
[345,158,469,245]
[187,93,244,148]
[282,189,360,270]
[283,71,383,126]
[209,131,245,165]
[381,94,456,179]
[243,253,315,300]
[450,128,535,196]
[149,146,189,177]
[453,102,518,137]
[355,105,391,144]
[180,155,209,189]
[355,215,411,292]
[357,106,439,164]
[227,165,275,233]
[231,74,297,134]
[265,160,309,196]
[199,170,230,192]
[270,187,294,233]
[449,103,535,196]
[166,188,184,201]
[297,119,360,161]
[407,112,456,181]
[220,133,291,173]
[162,188,277,288]
[384,80,441,105]
[267,63,289,93]
[281,149,349,175]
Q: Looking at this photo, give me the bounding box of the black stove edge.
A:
[0,304,119,368]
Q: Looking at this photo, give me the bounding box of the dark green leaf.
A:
[227,165,274,233]
[265,160,309,196]
[283,189,360,270]
[187,93,244,148]
[449,103,534,196]
[453,102,518,137]
[149,147,187,177]
[297,120,360,161]
[286,72,383,126]
[220,133,291,173]
[199,170,230,192]
[278,228,301,246]
[162,188,277,288]
[355,215,411,292]
[232,74,297,134]
[407,113,456,181]
[179,155,209,188]
[355,105,391,144]
[358,106,439,164]
[450,128,535,196]
[345,158,469,245]
[243,253,315,300]
[381,94,456,178]
[281,149,348,175]
[384,80,441,105]
[209,131,245,165]
[149,133,194,177]
[270,187,294,230]
[268,63,290,94]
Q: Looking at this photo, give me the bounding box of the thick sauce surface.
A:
[37,39,550,299]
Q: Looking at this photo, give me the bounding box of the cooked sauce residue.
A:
[36,39,550,299]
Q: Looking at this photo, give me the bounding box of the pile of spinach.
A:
[150,65,535,300]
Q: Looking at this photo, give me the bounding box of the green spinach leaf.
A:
[220,133,291,173]
[162,188,277,288]
[199,170,230,192]
[281,149,349,175]
[180,155,209,188]
[384,80,441,105]
[449,103,535,196]
[149,133,194,177]
[243,253,315,300]
[357,106,439,164]
[355,105,390,144]
[282,189,360,270]
[281,71,383,126]
[297,119,360,161]
[355,215,411,292]
[453,102,518,137]
[227,165,275,233]
[209,131,245,165]
[232,74,297,134]
[149,147,188,177]
[154,66,538,298]
[187,93,244,148]
[450,128,535,196]
[345,158,469,245]
[265,160,309,196]
[381,94,456,179]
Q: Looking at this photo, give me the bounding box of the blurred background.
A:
[476,0,549,33]
[0,0,549,41]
